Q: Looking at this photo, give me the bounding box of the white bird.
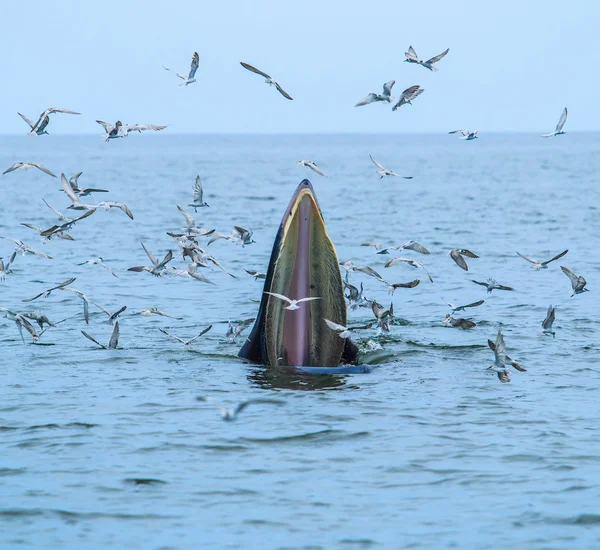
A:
[159,325,212,349]
[3,161,56,177]
[264,292,321,311]
[188,176,209,211]
[77,257,118,278]
[369,155,412,179]
[226,318,255,342]
[162,52,199,86]
[488,333,526,375]
[487,330,511,383]
[384,257,433,283]
[59,286,102,324]
[449,129,479,140]
[128,243,174,277]
[62,174,133,219]
[404,46,449,71]
[96,120,167,141]
[0,237,52,259]
[135,308,181,319]
[516,249,568,270]
[561,266,589,296]
[443,315,476,329]
[0,307,40,343]
[471,278,514,293]
[445,299,484,314]
[240,62,293,100]
[542,305,556,338]
[362,240,429,254]
[81,322,120,350]
[392,85,424,111]
[19,107,80,135]
[22,277,76,303]
[64,172,109,198]
[18,113,50,136]
[354,80,395,107]
[541,107,568,138]
[324,318,373,339]
[0,251,17,280]
[296,160,327,177]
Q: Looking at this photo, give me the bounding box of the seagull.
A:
[96,120,124,141]
[245,269,266,280]
[541,107,568,138]
[42,198,75,223]
[340,260,386,283]
[404,46,449,71]
[371,301,392,332]
[64,172,109,198]
[122,123,168,136]
[324,319,373,339]
[446,299,484,313]
[159,325,212,349]
[96,305,127,325]
[354,80,395,107]
[0,307,40,343]
[78,257,118,278]
[542,305,556,338]
[21,222,74,242]
[384,257,433,283]
[471,278,514,293]
[449,248,479,271]
[3,162,56,177]
[135,308,181,319]
[449,129,479,140]
[176,205,214,236]
[128,243,173,276]
[163,263,215,285]
[561,266,589,296]
[362,240,429,254]
[217,398,285,421]
[62,174,133,219]
[81,322,120,350]
[240,62,293,100]
[392,85,424,111]
[488,334,526,373]
[188,176,209,211]
[0,238,52,259]
[59,286,101,324]
[18,113,50,136]
[22,278,76,303]
[0,251,17,280]
[487,330,511,383]
[264,292,320,311]
[344,281,365,310]
[37,209,95,240]
[21,107,80,134]
[369,155,412,179]
[20,311,56,331]
[386,279,420,295]
[296,160,327,178]
[226,318,255,342]
[162,52,199,86]
[443,315,476,329]
[516,249,568,270]
[208,226,255,247]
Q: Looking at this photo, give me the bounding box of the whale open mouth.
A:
[239,180,354,367]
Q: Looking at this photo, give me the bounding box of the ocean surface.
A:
[1,133,599,549]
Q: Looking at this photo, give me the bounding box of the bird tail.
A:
[430,65,440,72]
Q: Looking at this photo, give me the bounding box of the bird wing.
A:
[296,297,321,304]
[355,265,384,281]
[355,93,378,107]
[69,171,83,189]
[384,257,408,268]
[405,46,418,61]
[361,242,381,250]
[274,82,293,100]
[188,52,200,79]
[392,279,421,289]
[324,318,347,332]
[192,176,203,202]
[494,331,506,368]
[542,305,555,329]
[177,205,196,228]
[21,223,43,234]
[45,107,81,116]
[157,250,174,269]
[556,107,567,132]
[448,129,468,135]
[2,163,21,175]
[544,249,568,265]
[162,65,186,80]
[233,226,251,240]
[141,242,159,267]
[471,280,487,287]
[62,173,81,203]
[42,198,69,221]
[402,241,430,254]
[186,324,213,345]
[264,292,293,305]
[560,266,579,289]
[464,299,485,309]
[450,250,468,271]
[124,124,167,133]
[516,251,538,265]
[18,112,35,129]
[369,155,386,171]
[81,330,106,349]
[307,162,325,177]
[240,62,271,79]
[426,48,449,64]
[96,120,114,133]
[158,328,186,345]
[108,202,134,219]
[459,249,479,258]
[420,264,434,283]
[371,301,385,319]
[496,284,514,291]
[17,315,39,341]
[402,85,422,100]
[37,116,50,133]
[108,322,120,349]
[31,163,57,177]
[382,80,395,96]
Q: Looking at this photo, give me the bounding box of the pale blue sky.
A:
[1,1,596,133]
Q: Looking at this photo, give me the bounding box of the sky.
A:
[1,0,597,134]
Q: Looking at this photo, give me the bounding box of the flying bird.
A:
[488,335,525,373]
[64,172,108,198]
[217,398,286,421]
[81,322,120,350]
[324,319,373,339]
[135,308,181,319]
[22,278,76,303]
[471,278,514,293]
[18,113,50,136]
[446,299,484,313]
[541,107,568,138]
[362,240,429,254]
[369,155,412,179]
[354,80,395,107]
[159,325,212,349]
[0,251,17,280]
[264,292,320,311]
[542,305,556,338]
[96,120,167,141]
[449,129,479,140]
[62,174,133,219]
[244,269,266,280]
[385,279,420,295]
[516,249,568,270]
[128,243,173,277]
[404,46,449,71]
[0,238,52,259]
[3,161,56,177]
[384,257,433,283]
[226,318,255,342]
[0,307,40,343]
[449,248,479,271]
[296,160,327,177]
[240,62,293,100]
[392,85,424,111]
[561,266,589,296]
[488,330,511,383]
[78,257,118,278]
[162,52,199,86]
[19,107,80,135]
[188,176,209,211]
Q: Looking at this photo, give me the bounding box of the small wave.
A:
[239,428,369,445]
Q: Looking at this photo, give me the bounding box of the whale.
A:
[239,180,358,368]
